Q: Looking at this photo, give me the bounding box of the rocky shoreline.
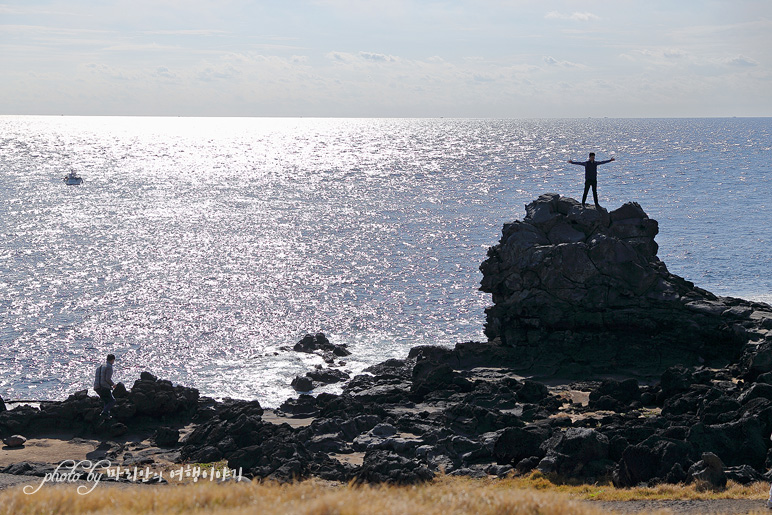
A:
[3,194,772,489]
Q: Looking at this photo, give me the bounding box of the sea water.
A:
[1,116,770,407]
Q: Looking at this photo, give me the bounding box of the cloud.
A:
[726,55,758,67]
[663,49,686,59]
[472,73,495,83]
[359,51,399,63]
[146,29,228,36]
[326,51,356,63]
[325,51,400,64]
[621,48,691,65]
[197,65,241,82]
[103,43,185,53]
[543,56,583,68]
[155,66,177,79]
[545,11,600,22]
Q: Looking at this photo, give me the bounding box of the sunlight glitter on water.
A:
[1,116,770,405]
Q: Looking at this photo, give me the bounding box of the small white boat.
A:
[62,171,83,185]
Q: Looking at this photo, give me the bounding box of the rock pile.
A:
[480,193,771,378]
[0,372,200,438]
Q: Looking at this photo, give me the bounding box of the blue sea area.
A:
[1,116,770,406]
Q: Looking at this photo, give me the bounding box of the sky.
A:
[1,0,771,117]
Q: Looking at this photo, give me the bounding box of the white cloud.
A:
[663,49,687,59]
[326,51,401,64]
[326,51,356,63]
[545,11,600,22]
[1,1,770,116]
[154,66,177,79]
[726,55,758,67]
[543,56,583,68]
[359,51,399,63]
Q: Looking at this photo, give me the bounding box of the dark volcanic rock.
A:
[112,382,129,398]
[2,461,55,476]
[688,452,727,489]
[725,464,765,485]
[589,379,641,408]
[537,427,612,478]
[479,193,771,378]
[687,418,768,469]
[613,437,697,487]
[356,450,434,485]
[306,368,350,384]
[129,374,199,418]
[153,426,180,447]
[0,394,6,413]
[293,333,351,357]
[291,376,314,392]
[493,425,550,465]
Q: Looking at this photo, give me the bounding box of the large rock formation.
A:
[480,193,772,377]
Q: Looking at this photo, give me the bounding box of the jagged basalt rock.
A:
[128,373,199,418]
[0,375,200,437]
[479,193,772,378]
[292,333,351,357]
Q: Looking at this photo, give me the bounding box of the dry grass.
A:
[501,472,770,501]
[0,473,768,515]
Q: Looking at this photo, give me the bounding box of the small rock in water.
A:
[291,376,314,392]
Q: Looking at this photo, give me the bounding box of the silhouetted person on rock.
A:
[568,152,615,208]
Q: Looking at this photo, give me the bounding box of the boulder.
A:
[291,376,314,392]
[688,452,727,490]
[108,422,128,437]
[537,427,611,477]
[613,437,697,487]
[588,379,641,407]
[153,427,180,447]
[0,394,6,413]
[493,426,549,465]
[725,464,765,485]
[355,450,434,485]
[613,444,659,487]
[140,371,158,382]
[306,368,350,384]
[293,333,351,357]
[128,377,199,418]
[2,434,27,447]
[687,418,767,469]
[1,461,54,476]
[277,395,319,417]
[112,382,129,398]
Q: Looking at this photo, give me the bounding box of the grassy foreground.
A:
[1,473,769,515]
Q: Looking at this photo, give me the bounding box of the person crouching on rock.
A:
[568,152,615,208]
[94,354,116,419]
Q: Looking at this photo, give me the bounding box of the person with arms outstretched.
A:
[568,152,615,208]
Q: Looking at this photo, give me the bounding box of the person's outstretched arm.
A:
[597,157,616,165]
[568,160,584,165]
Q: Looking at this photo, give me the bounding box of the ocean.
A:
[1,116,770,407]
